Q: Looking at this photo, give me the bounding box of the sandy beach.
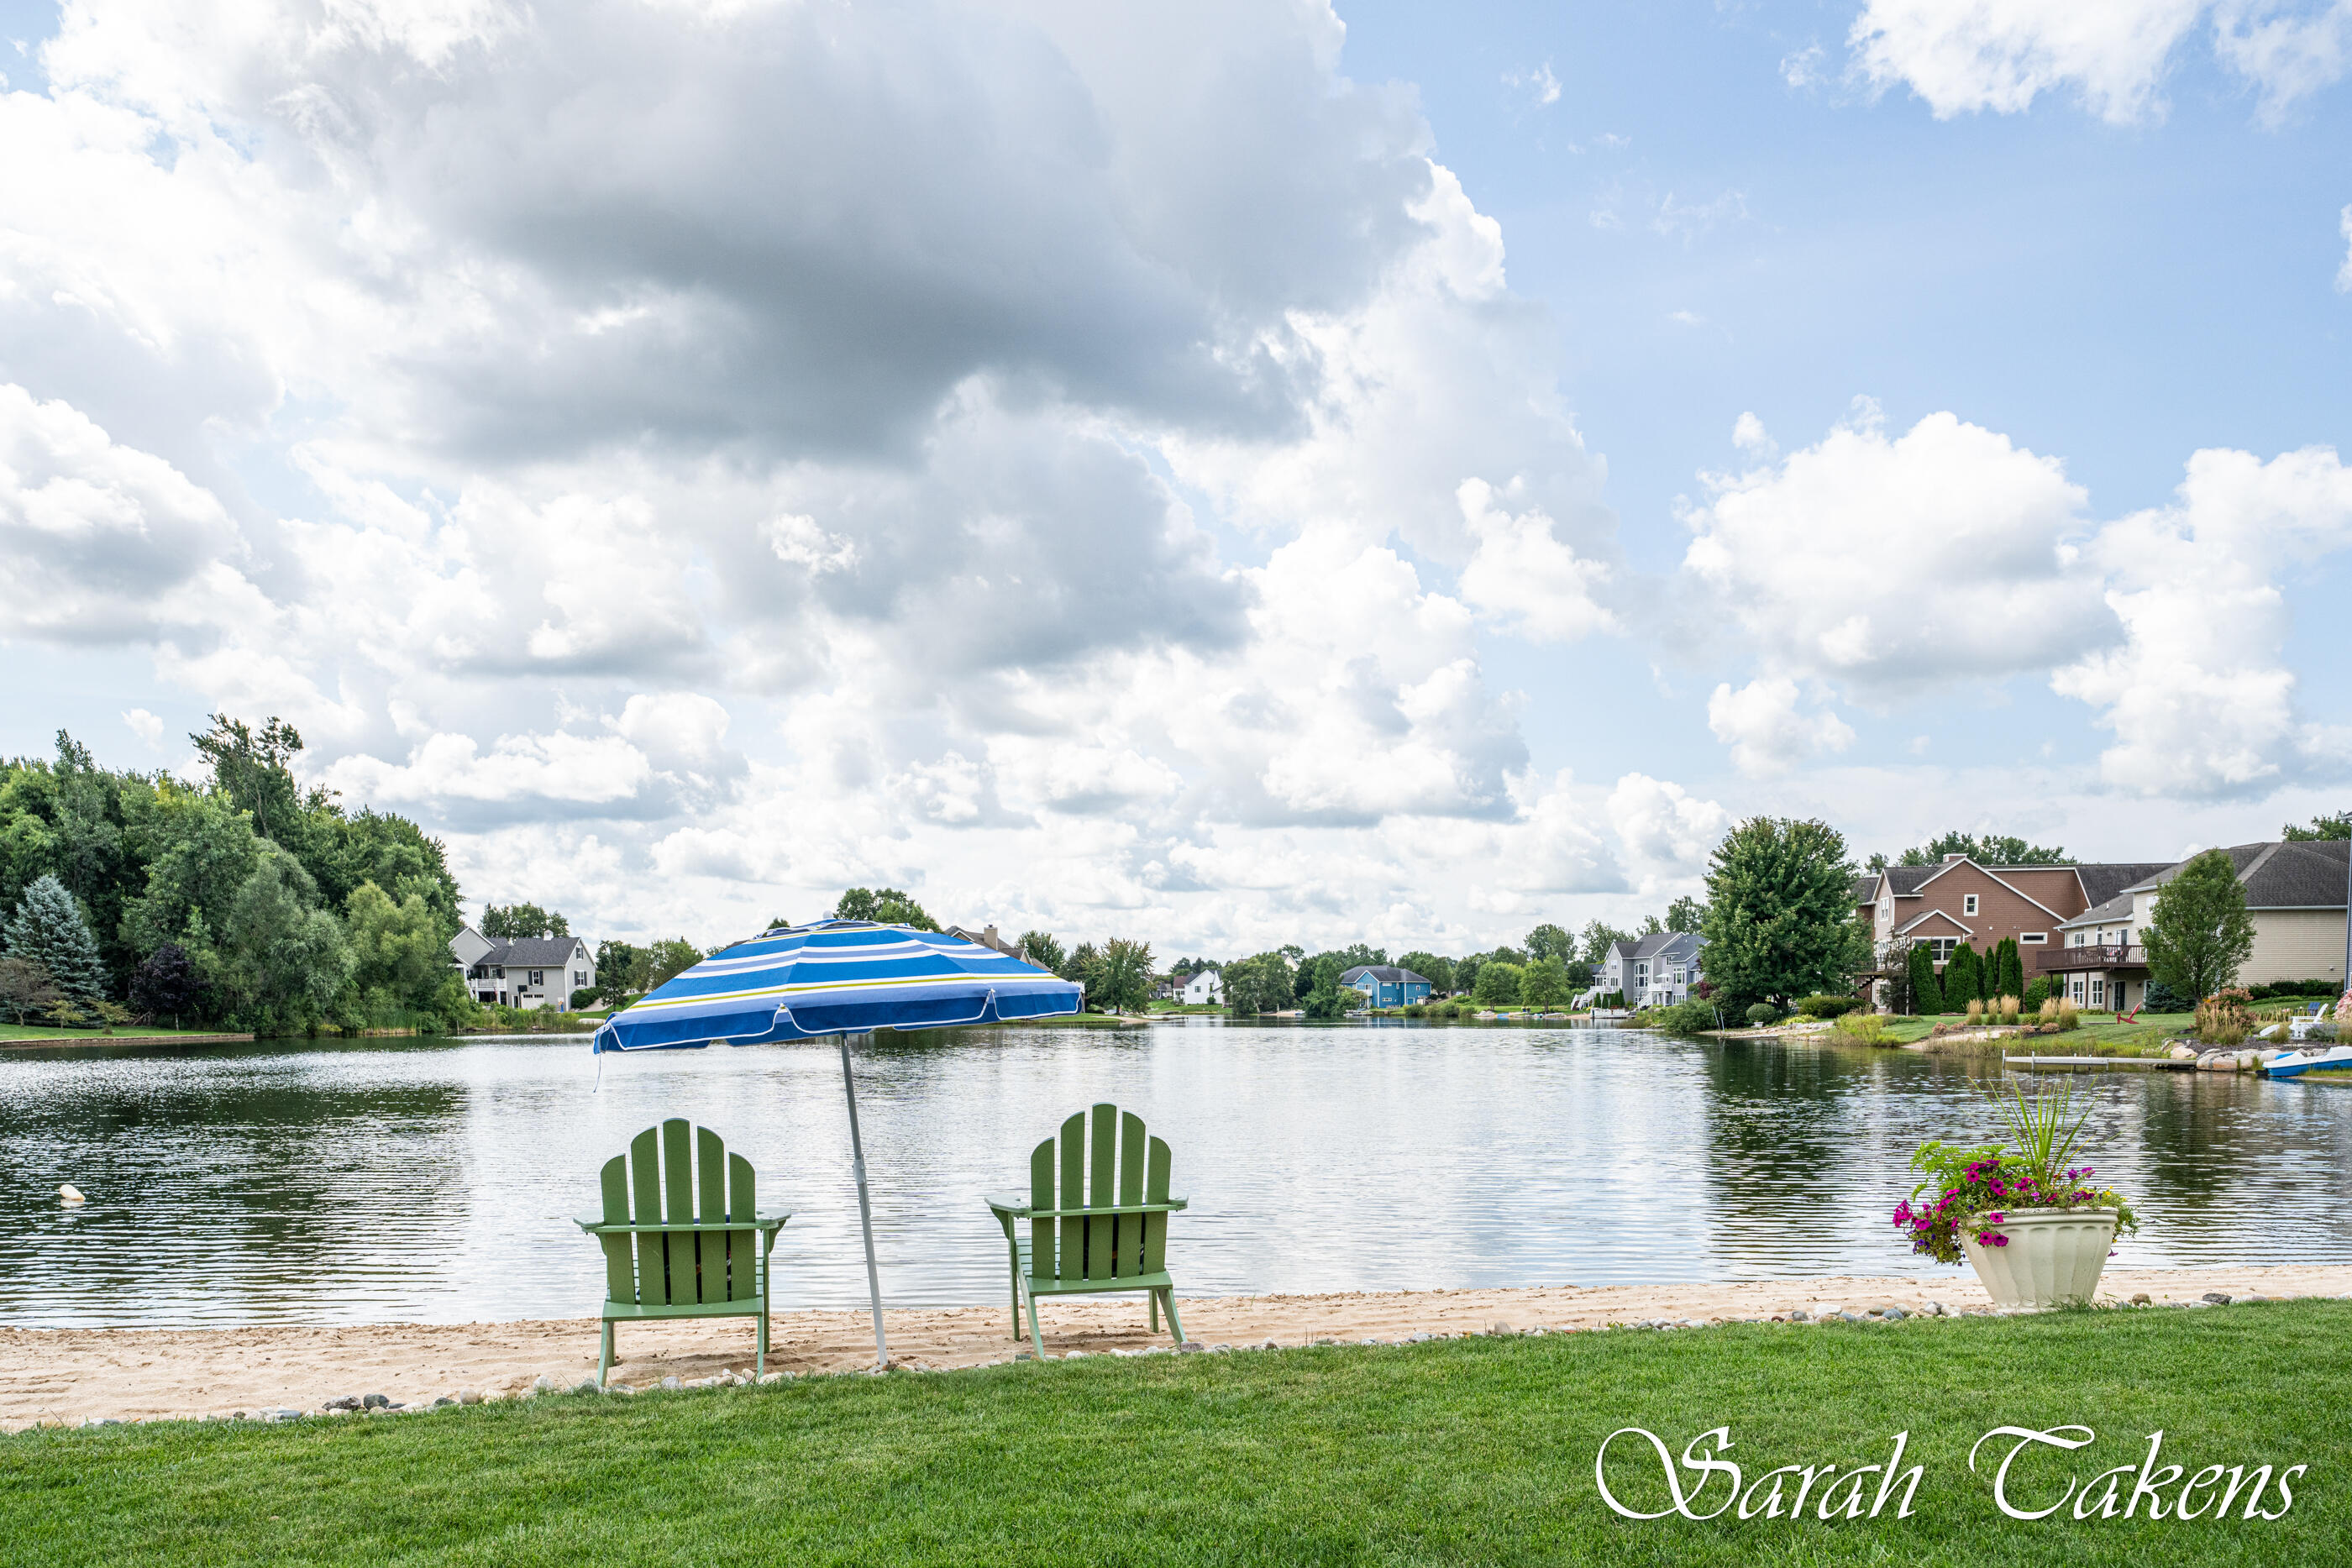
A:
[7,1263,2347,1429]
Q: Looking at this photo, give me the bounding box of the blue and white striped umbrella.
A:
[591,919,1082,1366]
[591,920,1080,1053]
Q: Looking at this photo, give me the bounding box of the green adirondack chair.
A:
[986,1103,1188,1358]
[574,1119,790,1387]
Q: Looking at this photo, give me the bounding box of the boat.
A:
[2259,1044,2352,1081]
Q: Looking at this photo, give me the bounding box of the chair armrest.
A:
[983,1198,1187,1219]
[576,1214,790,1234]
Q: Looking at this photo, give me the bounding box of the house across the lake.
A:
[1869,842,2349,1012]
[1179,967,1224,1004]
[2036,840,2349,1010]
[1591,932,1704,1009]
[449,925,596,1010]
[1341,964,1431,1007]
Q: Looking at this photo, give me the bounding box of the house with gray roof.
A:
[2040,840,2349,1009]
[1589,931,1704,1009]
[449,924,596,1010]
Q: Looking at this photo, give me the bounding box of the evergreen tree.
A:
[1698,817,1865,1009]
[1943,941,1983,1006]
[2141,849,2255,1002]
[1994,937,2025,1000]
[4,873,108,1004]
[1905,941,1942,1015]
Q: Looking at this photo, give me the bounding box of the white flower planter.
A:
[1962,1208,2118,1308]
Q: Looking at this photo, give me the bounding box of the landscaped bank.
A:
[3,1300,2344,1565]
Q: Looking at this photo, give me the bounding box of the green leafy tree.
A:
[2141,849,2256,1002]
[1520,957,1571,1010]
[1473,961,1523,1008]
[1394,951,1453,994]
[642,939,705,992]
[1523,924,1573,963]
[593,940,643,1005]
[482,903,569,939]
[0,956,60,1024]
[2282,812,2352,841]
[1092,937,1156,1014]
[1665,895,1709,934]
[218,847,354,1030]
[346,881,455,1016]
[3,873,108,1004]
[1221,951,1294,1015]
[832,887,940,931]
[1868,831,2072,872]
[1904,941,1941,1015]
[1577,921,1630,965]
[191,715,308,845]
[1017,931,1066,973]
[1942,941,1983,1006]
[1699,817,1866,1009]
[1450,952,1485,1000]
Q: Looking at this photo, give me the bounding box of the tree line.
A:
[0,724,467,1034]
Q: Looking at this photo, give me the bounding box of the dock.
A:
[2003,1054,2192,1071]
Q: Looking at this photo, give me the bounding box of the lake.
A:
[3,1020,2349,1329]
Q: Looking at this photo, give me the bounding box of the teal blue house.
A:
[1340,964,1432,1007]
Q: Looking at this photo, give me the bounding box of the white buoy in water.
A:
[58,1184,85,1205]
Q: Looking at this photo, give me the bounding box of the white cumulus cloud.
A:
[1707,678,1857,776]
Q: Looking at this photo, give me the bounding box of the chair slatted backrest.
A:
[596,1118,761,1306]
[1026,1102,1171,1284]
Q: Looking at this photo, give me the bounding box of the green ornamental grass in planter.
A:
[1895,1079,2138,1308]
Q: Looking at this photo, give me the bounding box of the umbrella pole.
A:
[837,1033,891,1368]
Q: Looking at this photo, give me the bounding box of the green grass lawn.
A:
[0,1020,239,1042]
[1872,1011,2197,1055]
[6,1303,2344,1565]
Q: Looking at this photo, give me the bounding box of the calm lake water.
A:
[3,1020,2349,1329]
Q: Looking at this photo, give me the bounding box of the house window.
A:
[574,970,587,988]
[2090,979,2106,1008]
[1962,894,1979,916]
[2071,932,2086,947]
[2071,978,2087,1003]
[2019,932,2047,945]
[1928,938,1957,963]
[529,969,544,987]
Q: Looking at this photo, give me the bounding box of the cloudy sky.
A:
[3,1,2349,957]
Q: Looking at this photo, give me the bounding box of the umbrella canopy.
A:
[591,920,1083,1366]
[592,920,1080,1053]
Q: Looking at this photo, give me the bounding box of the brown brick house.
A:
[1865,855,2173,999]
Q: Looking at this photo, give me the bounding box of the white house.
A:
[1588,932,1705,1009]
[450,925,596,1010]
[1180,968,1223,1004]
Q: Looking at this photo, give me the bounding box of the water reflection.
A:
[1,1023,2346,1328]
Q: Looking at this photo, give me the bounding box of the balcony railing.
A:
[2033,944,2145,973]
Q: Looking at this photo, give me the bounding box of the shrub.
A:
[2244,979,2345,1002]
[2022,976,2053,1010]
[1994,994,2020,1026]
[2055,997,2081,1032]
[1796,994,1857,1018]
[1964,998,1985,1025]
[1403,1003,1425,1018]
[2194,989,2251,1046]
[1744,1003,1781,1026]
[1656,998,1721,1035]
[1833,1011,1892,1045]
[2037,997,2059,1025]
[1943,941,1984,1007]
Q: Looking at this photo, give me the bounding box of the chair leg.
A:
[1022,1278,1046,1361]
[757,1299,769,1377]
[1149,1290,1160,1334]
[1160,1289,1184,1346]
[599,1320,614,1389]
